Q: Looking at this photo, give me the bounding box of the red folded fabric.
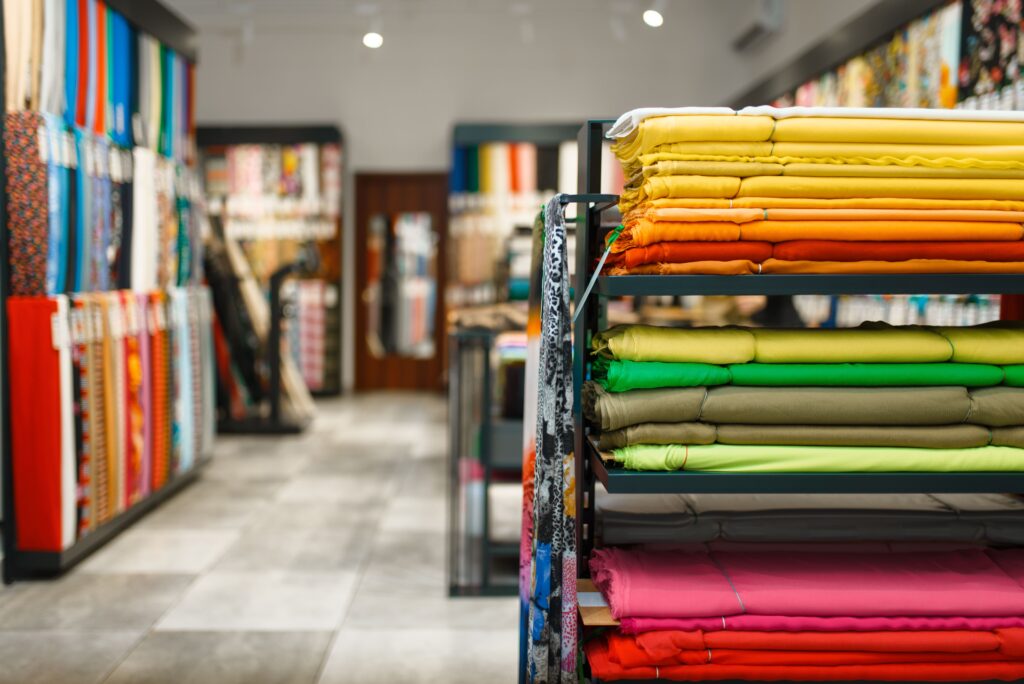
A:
[775,240,1024,262]
[608,241,773,269]
[7,296,64,551]
[586,636,1024,681]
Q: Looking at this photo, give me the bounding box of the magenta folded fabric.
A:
[591,547,1024,621]
[620,615,1024,635]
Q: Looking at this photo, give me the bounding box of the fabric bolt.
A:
[171,289,195,472]
[640,196,1024,212]
[726,363,1004,387]
[98,295,120,516]
[608,241,773,269]
[594,325,756,364]
[86,297,110,525]
[583,383,708,432]
[609,260,759,276]
[938,324,1024,364]
[1004,366,1024,386]
[73,128,92,291]
[613,443,1024,473]
[71,296,94,533]
[137,293,152,497]
[596,422,718,450]
[774,240,1024,262]
[594,359,731,392]
[969,387,1024,427]
[763,259,1024,275]
[524,197,577,683]
[150,293,169,490]
[5,112,50,295]
[622,614,1024,635]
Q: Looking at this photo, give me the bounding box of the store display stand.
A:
[569,120,1024,682]
[0,0,200,584]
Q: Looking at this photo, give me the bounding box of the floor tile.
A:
[251,499,385,533]
[135,479,280,531]
[156,571,359,631]
[212,526,373,573]
[79,529,240,575]
[378,496,447,535]
[318,627,517,684]
[342,587,519,630]
[276,475,395,505]
[0,574,193,632]
[0,631,139,684]
[105,631,332,684]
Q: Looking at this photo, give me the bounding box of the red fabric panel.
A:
[7,296,63,551]
[775,240,1024,262]
[76,0,89,127]
[93,1,106,135]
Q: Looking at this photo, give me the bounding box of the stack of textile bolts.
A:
[608,108,1024,275]
[581,107,1024,681]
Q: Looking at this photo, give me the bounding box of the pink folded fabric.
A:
[621,615,1024,634]
[592,548,1024,621]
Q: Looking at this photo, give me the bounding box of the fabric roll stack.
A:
[607,107,1024,275]
[585,545,1024,681]
[584,322,1024,472]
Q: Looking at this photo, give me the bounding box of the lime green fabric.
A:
[594,359,731,392]
[726,363,1004,387]
[613,443,1024,473]
[938,324,1024,364]
[1005,366,1024,387]
[751,327,951,363]
[592,325,755,364]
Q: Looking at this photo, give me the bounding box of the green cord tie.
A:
[572,224,624,326]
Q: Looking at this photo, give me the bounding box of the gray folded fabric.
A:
[968,386,1024,427]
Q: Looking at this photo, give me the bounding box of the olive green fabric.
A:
[727,363,1004,387]
[992,426,1024,448]
[582,382,705,431]
[968,387,1024,427]
[613,443,1024,473]
[596,422,718,450]
[700,386,972,426]
[593,359,731,392]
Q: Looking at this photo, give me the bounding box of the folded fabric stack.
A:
[585,545,1024,681]
[584,322,1024,472]
[607,107,1024,275]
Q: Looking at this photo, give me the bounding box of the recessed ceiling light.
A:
[643,9,664,27]
[362,31,383,48]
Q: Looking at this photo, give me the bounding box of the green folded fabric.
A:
[583,382,705,431]
[751,327,952,363]
[701,386,972,426]
[727,363,1004,387]
[968,387,1024,427]
[592,325,755,364]
[938,323,1024,364]
[1004,366,1024,387]
[593,358,731,392]
[613,443,1024,473]
[715,424,992,449]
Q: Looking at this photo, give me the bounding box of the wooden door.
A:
[354,173,448,391]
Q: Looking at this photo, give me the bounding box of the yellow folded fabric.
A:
[634,206,1024,223]
[773,142,1024,164]
[607,260,759,276]
[643,161,784,178]
[772,117,1024,145]
[593,325,756,364]
[647,142,776,156]
[751,327,952,363]
[613,114,774,159]
[737,176,1024,200]
[780,163,1024,179]
[643,175,743,200]
[937,325,1024,364]
[639,197,1024,211]
[761,259,1024,274]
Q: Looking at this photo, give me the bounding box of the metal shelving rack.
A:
[0,0,202,583]
[570,119,1024,681]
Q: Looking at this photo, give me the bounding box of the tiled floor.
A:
[0,393,519,683]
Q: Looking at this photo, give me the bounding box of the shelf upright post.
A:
[573,122,605,575]
[0,0,12,584]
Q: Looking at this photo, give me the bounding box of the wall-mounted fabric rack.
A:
[0,0,210,583]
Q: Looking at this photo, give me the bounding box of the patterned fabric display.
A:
[5,111,50,295]
[525,196,577,683]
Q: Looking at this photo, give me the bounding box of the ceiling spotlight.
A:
[362,31,383,48]
[643,9,664,27]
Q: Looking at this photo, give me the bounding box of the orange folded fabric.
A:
[762,259,1024,274]
[608,260,759,276]
[608,242,773,269]
[635,197,1024,211]
[636,207,1024,224]
[774,241,1024,262]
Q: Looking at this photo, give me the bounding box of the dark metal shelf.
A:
[8,463,204,578]
[590,447,1024,495]
[598,274,1024,297]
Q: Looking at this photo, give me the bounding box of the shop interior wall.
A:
[170,0,881,392]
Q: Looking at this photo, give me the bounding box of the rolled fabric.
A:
[643,158,1024,179]
[608,260,759,276]
[639,206,1024,224]
[607,241,773,268]
[715,424,993,449]
[992,427,1024,448]
[643,160,784,177]
[638,175,742,200]
[774,241,1024,263]
[583,382,704,431]
[614,114,775,159]
[780,162,1024,179]
[593,358,730,392]
[640,196,1024,211]
[613,443,1024,473]
[700,386,971,425]
[593,325,756,364]
[622,614,1024,634]
[938,324,1024,364]
[751,327,952,363]
[727,363,1004,387]
[771,117,1024,145]
[597,422,718,450]
[737,176,1024,200]
[1005,366,1024,386]
[741,220,1024,242]
[969,387,1024,427]
[771,141,1024,164]
[763,259,1024,275]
